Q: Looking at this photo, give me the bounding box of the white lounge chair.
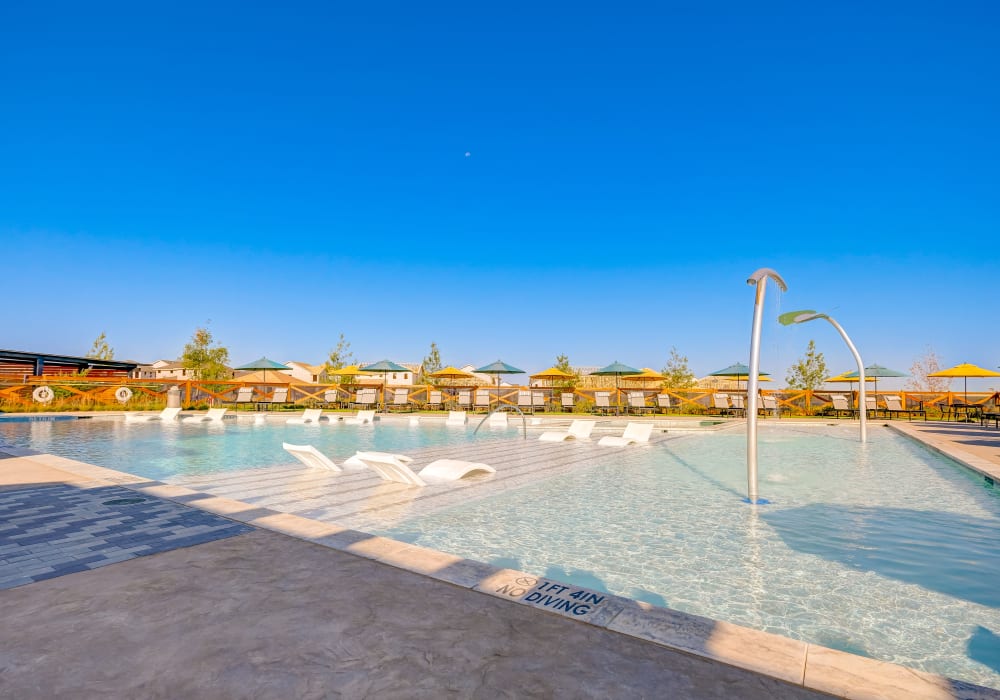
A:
[353,388,377,409]
[388,388,413,412]
[488,411,508,426]
[181,407,228,423]
[656,394,674,413]
[345,409,376,425]
[282,442,341,471]
[352,451,495,487]
[426,390,443,410]
[125,406,182,423]
[561,393,575,412]
[532,392,547,413]
[456,390,472,411]
[446,410,467,426]
[598,421,654,447]
[538,419,595,442]
[710,393,732,415]
[286,408,323,424]
[593,392,613,415]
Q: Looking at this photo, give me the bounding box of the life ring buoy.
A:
[115,387,134,404]
[32,386,54,403]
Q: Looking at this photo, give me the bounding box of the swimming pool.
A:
[2,416,998,687]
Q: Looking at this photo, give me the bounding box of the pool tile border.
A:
[3,448,999,700]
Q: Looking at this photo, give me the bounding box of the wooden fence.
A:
[1,377,995,417]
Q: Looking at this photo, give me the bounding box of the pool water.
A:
[377,424,1000,688]
[2,417,998,688]
[0,416,516,481]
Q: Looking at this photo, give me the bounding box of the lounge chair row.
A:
[538,419,654,446]
[281,443,494,487]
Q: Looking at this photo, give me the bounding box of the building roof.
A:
[0,349,139,373]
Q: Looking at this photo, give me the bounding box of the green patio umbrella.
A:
[843,363,907,400]
[708,362,771,391]
[474,360,525,411]
[360,359,410,411]
[235,356,290,385]
[592,361,642,414]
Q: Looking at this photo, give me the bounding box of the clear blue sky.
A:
[2,2,997,389]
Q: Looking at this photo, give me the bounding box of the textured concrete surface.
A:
[0,528,833,700]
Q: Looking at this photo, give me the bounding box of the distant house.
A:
[284,361,329,384]
[355,361,420,387]
[134,359,234,381]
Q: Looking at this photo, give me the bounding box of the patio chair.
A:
[884,395,926,421]
[627,391,651,415]
[388,388,413,412]
[352,450,495,487]
[474,389,492,413]
[286,408,324,424]
[230,386,255,411]
[759,395,782,417]
[655,394,674,414]
[593,392,613,415]
[560,393,575,412]
[708,393,732,416]
[532,391,547,413]
[322,389,340,408]
[426,390,443,410]
[729,394,746,417]
[598,422,655,447]
[864,395,881,418]
[354,388,377,410]
[539,419,595,442]
[457,389,472,411]
[181,407,228,423]
[517,390,533,413]
[259,387,289,411]
[829,394,858,418]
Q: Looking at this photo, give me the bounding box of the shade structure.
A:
[360,359,410,410]
[329,364,362,377]
[592,361,642,413]
[474,360,526,410]
[709,362,771,391]
[826,372,876,383]
[928,362,1000,405]
[843,363,907,399]
[235,356,290,385]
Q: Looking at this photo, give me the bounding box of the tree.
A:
[785,340,827,390]
[325,333,354,372]
[553,353,579,389]
[421,342,442,383]
[181,327,230,381]
[906,346,951,392]
[661,347,696,388]
[86,332,114,360]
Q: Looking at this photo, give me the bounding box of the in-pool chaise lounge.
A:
[352,451,495,487]
[125,406,182,423]
[282,442,342,471]
[181,407,228,423]
[446,410,467,426]
[345,409,376,425]
[538,419,596,442]
[597,421,654,447]
[286,408,324,424]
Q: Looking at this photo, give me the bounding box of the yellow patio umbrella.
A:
[529,367,575,380]
[329,364,361,376]
[429,366,475,381]
[623,368,667,386]
[928,362,1000,405]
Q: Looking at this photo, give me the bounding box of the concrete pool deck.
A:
[1,414,999,699]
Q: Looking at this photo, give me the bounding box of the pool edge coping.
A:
[3,446,997,700]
